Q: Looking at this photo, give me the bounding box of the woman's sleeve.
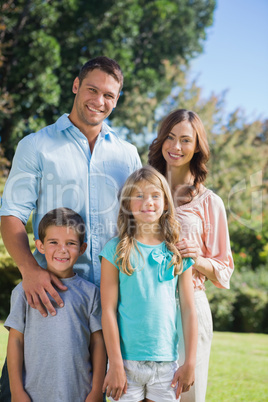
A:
[203,194,234,289]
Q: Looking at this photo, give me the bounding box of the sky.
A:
[190,0,268,121]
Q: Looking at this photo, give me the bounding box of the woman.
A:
[148,109,234,402]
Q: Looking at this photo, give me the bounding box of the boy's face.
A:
[35,226,87,278]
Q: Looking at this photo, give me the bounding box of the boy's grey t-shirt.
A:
[5,274,102,402]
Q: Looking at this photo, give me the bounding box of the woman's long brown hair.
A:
[148,109,210,205]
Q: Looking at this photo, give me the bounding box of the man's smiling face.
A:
[71,68,120,128]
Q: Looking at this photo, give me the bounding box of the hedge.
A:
[206,267,268,333]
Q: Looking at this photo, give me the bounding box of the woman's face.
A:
[162,120,198,169]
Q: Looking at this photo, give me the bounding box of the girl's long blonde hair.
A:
[116,166,182,276]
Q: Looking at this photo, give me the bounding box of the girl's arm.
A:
[100,257,127,401]
[7,328,31,402]
[172,267,198,399]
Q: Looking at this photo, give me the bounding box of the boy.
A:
[4,208,106,402]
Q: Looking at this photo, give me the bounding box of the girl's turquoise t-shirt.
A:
[99,237,194,362]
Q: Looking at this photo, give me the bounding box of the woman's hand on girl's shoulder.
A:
[102,365,128,401]
[171,362,195,399]
[177,238,201,261]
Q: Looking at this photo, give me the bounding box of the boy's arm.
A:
[7,328,31,402]
[1,216,67,317]
[171,267,198,399]
[85,330,107,402]
[100,257,127,401]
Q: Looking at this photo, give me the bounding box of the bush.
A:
[206,267,268,333]
[229,215,268,271]
[207,284,236,331]
[0,215,34,320]
[233,286,267,332]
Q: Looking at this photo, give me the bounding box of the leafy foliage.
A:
[206,267,268,333]
[0,0,216,156]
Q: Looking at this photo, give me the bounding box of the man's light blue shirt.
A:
[0,114,142,286]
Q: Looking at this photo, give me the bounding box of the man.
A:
[0,56,141,400]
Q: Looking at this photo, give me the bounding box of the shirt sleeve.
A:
[88,286,102,334]
[0,135,41,224]
[203,194,234,289]
[182,257,195,273]
[99,237,120,269]
[4,284,27,333]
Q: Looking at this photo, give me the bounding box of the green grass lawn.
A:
[206,332,268,401]
[0,326,267,401]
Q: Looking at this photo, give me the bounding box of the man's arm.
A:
[86,330,107,402]
[7,328,31,402]
[1,216,67,316]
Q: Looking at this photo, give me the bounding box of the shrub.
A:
[206,284,236,331]
[233,286,267,333]
[206,267,268,333]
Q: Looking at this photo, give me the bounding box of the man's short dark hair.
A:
[38,208,86,245]
[78,56,124,92]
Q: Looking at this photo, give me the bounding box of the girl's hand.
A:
[171,363,195,399]
[102,365,127,401]
[177,238,201,262]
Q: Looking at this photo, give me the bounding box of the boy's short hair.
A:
[38,208,86,245]
[78,56,124,92]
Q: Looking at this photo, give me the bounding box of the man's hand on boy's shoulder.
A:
[22,265,67,317]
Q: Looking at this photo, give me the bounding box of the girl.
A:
[148,109,234,402]
[100,166,198,402]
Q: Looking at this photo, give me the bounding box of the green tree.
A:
[0,0,216,156]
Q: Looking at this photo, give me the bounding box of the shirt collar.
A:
[55,114,118,139]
